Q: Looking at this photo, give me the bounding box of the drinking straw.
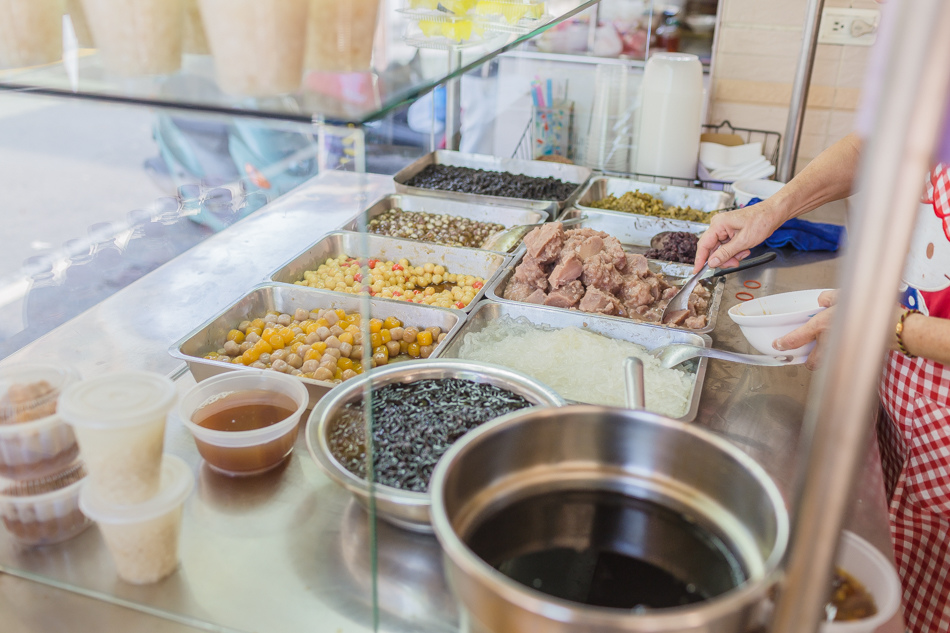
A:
[546,78,553,107]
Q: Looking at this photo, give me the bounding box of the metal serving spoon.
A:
[480,215,588,252]
[665,251,777,286]
[623,357,646,409]
[649,343,795,369]
[660,251,777,323]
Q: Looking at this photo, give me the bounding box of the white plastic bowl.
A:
[177,370,308,477]
[728,289,832,357]
[733,179,785,207]
[820,530,902,633]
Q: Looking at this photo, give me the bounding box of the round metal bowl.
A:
[430,405,789,633]
[305,359,565,533]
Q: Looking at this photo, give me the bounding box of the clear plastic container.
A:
[79,455,193,584]
[177,370,308,477]
[0,364,80,481]
[0,0,64,69]
[198,0,308,96]
[59,371,177,505]
[305,0,379,72]
[80,0,184,75]
[0,461,91,547]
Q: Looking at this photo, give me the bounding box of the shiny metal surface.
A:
[662,262,709,321]
[772,2,950,632]
[437,300,711,422]
[485,253,725,335]
[623,357,646,409]
[777,0,826,181]
[392,151,593,210]
[305,359,566,533]
[0,173,902,633]
[340,193,555,255]
[168,283,465,408]
[650,344,794,369]
[269,231,506,313]
[575,175,733,215]
[429,405,789,633]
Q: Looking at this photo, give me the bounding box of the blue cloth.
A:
[744,197,846,252]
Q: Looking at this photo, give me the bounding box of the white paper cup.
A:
[80,454,193,584]
[199,0,308,96]
[80,0,183,76]
[60,371,177,505]
[0,0,64,69]
[305,0,379,72]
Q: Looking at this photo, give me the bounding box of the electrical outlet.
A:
[818,8,880,46]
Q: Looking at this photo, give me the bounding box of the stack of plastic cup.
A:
[79,0,184,76]
[60,371,194,584]
[0,363,93,547]
[0,0,65,69]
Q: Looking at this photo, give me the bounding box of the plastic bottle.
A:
[635,52,703,180]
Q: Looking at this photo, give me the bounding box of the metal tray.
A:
[438,300,710,422]
[340,193,554,255]
[168,283,465,408]
[485,252,724,335]
[558,206,709,250]
[392,150,592,210]
[575,175,734,224]
[269,231,507,313]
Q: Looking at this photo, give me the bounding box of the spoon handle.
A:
[707,251,777,279]
[700,348,795,366]
[623,357,646,410]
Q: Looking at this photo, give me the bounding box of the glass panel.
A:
[0,0,600,124]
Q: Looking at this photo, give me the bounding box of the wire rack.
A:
[513,119,782,192]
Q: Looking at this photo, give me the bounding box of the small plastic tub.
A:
[80,454,193,585]
[820,530,902,633]
[0,364,80,481]
[177,370,308,477]
[728,289,832,357]
[0,461,92,547]
[60,371,177,505]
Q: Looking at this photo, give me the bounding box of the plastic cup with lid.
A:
[0,460,92,547]
[60,371,177,505]
[80,454,194,584]
[0,363,81,480]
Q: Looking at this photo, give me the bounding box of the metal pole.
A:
[771,2,950,632]
[444,49,463,151]
[777,0,825,182]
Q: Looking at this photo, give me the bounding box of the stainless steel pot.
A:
[430,405,789,633]
[305,359,565,533]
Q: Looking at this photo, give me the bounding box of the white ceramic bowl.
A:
[820,530,902,633]
[685,14,717,34]
[728,289,832,357]
[733,179,785,206]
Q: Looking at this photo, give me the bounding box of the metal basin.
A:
[305,360,565,533]
[430,405,789,633]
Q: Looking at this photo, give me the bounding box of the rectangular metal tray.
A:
[340,193,554,255]
[269,231,507,313]
[575,175,733,227]
[559,206,709,250]
[168,283,465,407]
[439,300,710,422]
[392,150,593,210]
[485,252,724,335]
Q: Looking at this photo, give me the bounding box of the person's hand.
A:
[772,290,838,370]
[693,200,787,273]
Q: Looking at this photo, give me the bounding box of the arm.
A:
[694,132,864,272]
[775,295,950,370]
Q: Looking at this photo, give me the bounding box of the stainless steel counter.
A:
[0,174,901,632]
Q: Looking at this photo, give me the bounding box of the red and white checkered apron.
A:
[875,164,950,633]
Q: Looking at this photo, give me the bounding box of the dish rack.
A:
[513,120,782,192]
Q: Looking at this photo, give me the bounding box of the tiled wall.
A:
[708,0,878,173]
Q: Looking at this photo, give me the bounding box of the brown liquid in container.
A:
[191,390,299,476]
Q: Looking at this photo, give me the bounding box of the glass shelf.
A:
[0,0,599,125]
